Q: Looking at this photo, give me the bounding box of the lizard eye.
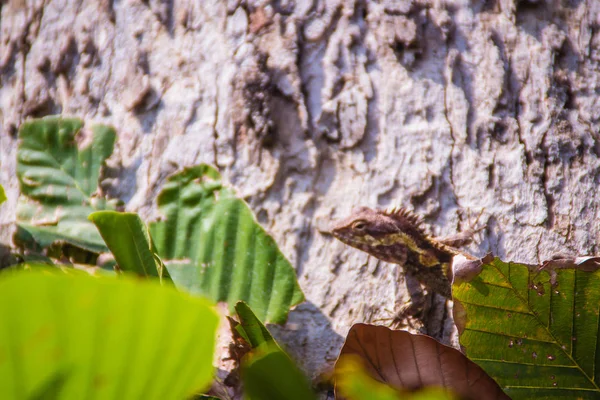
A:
[352,221,367,230]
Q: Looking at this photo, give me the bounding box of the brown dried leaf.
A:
[335,324,509,400]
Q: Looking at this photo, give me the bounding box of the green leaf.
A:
[453,257,600,399]
[234,301,278,350]
[89,211,171,283]
[0,269,218,399]
[0,184,6,205]
[150,165,304,324]
[241,346,316,400]
[16,116,119,253]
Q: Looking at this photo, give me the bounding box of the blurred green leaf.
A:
[0,269,218,400]
[16,116,119,253]
[89,211,171,283]
[453,256,600,399]
[336,355,457,400]
[0,184,6,205]
[241,346,316,400]
[335,355,402,400]
[150,165,304,324]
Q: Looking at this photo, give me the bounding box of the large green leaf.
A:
[241,345,316,400]
[453,256,600,399]
[16,116,118,253]
[0,269,218,399]
[149,165,304,324]
[89,211,171,283]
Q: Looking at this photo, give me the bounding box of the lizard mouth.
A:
[333,233,376,248]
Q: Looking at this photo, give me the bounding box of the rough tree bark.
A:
[1,0,600,391]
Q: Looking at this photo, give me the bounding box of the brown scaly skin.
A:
[331,206,471,299]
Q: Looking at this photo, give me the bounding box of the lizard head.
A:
[330,206,424,260]
[331,207,399,247]
[331,206,454,297]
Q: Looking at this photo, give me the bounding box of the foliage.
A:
[5,117,310,398]
[0,269,218,400]
[16,117,118,253]
[8,116,600,399]
[453,256,600,399]
[149,165,304,324]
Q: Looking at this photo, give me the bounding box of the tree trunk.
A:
[2,0,600,388]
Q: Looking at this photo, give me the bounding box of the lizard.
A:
[330,206,479,324]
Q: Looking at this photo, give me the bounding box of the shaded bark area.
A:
[2,0,600,388]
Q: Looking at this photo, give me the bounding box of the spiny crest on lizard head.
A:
[330,206,427,250]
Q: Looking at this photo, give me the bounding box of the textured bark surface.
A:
[2,0,600,390]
